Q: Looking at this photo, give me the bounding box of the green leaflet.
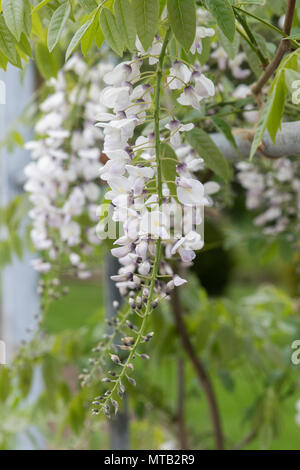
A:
[250,49,300,153]
[81,10,100,55]
[240,37,261,77]
[159,0,167,15]
[217,26,239,60]
[186,128,231,183]
[133,0,159,51]
[0,15,19,65]
[249,98,272,160]
[267,71,287,144]
[65,19,92,60]
[114,0,136,52]
[47,2,71,52]
[206,0,235,42]
[211,116,239,153]
[17,32,33,58]
[167,0,196,52]
[99,7,124,57]
[36,42,59,79]
[2,0,31,41]
[33,0,52,12]
[78,0,98,14]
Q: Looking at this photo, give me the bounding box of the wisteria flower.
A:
[176,177,207,206]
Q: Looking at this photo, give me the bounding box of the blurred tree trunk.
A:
[105,254,130,450]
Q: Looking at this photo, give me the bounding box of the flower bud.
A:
[110,354,121,364]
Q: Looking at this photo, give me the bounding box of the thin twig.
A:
[232,428,257,450]
[170,288,224,450]
[252,0,296,95]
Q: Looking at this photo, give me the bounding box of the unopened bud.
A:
[145,331,154,342]
[136,296,142,309]
[110,354,121,364]
[140,354,150,360]
[111,399,119,415]
[127,376,136,386]
[143,287,150,298]
[126,320,136,330]
[122,336,135,346]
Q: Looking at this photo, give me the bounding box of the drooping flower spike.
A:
[85,26,220,416]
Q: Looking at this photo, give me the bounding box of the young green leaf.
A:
[65,19,93,60]
[206,0,235,42]
[186,128,231,183]
[0,49,8,70]
[133,0,159,51]
[95,25,105,49]
[0,15,19,65]
[33,0,52,12]
[211,116,239,152]
[99,7,124,56]
[249,98,272,160]
[114,0,136,52]
[79,0,98,13]
[36,42,59,79]
[2,0,31,41]
[267,71,287,143]
[47,2,71,52]
[17,32,32,58]
[217,26,239,60]
[159,0,166,15]
[32,10,45,40]
[240,37,261,77]
[167,0,196,52]
[81,11,99,56]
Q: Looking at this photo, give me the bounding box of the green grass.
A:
[43,279,104,333]
[41,278,300,449]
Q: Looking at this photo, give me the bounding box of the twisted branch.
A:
[170,288,224,450]
[252,0,296,95]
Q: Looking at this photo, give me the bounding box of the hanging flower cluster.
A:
[237,158,300,240]
[84,26,221,416]
[96,35,219,292]
[25,55,113,280]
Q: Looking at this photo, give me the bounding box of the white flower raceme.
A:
[26,27,222,409]
[25,55,112,279]
[93,34,219,304]
[236,158,300,239]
